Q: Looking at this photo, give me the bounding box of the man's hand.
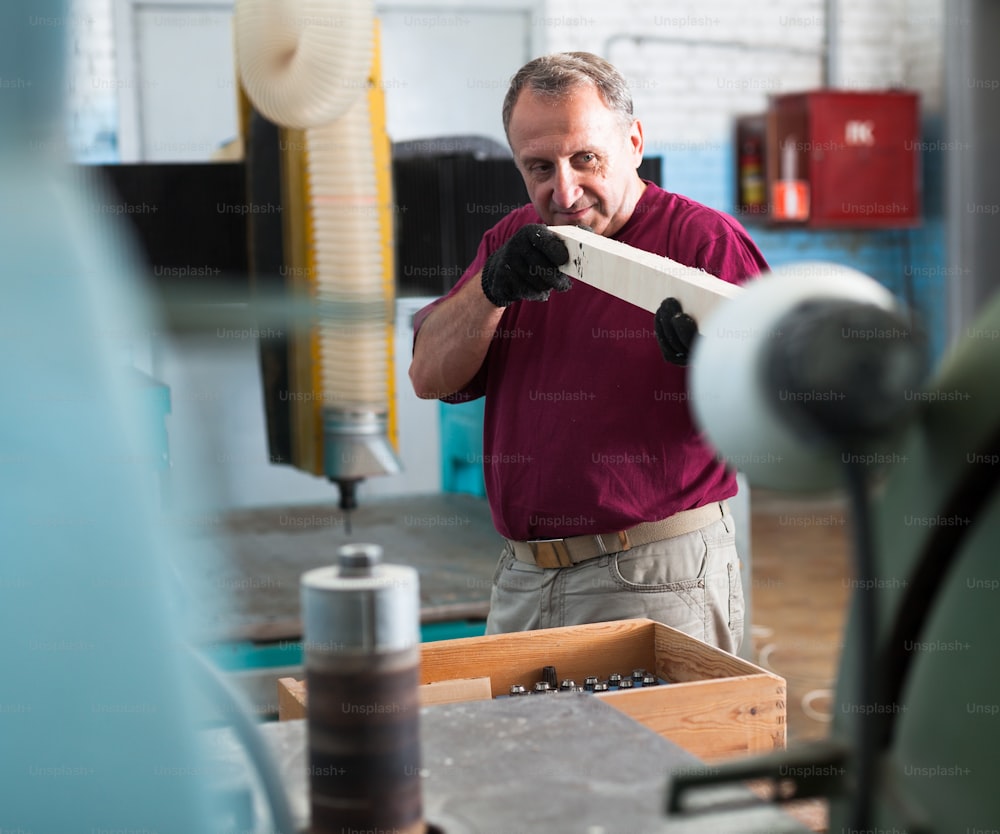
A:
[655,297,699,366]
[481,224,572,307]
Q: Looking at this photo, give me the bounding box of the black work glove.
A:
[654,297,699,366]
[481,224,572,307]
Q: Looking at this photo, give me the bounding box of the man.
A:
[409,52,768,653]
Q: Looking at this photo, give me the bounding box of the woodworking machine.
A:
[674,260,1000,832]
[236,0,400,525]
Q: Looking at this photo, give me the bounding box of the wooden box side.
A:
[283,619,789,762]
[599,674,787,761]
[419,619,657,696]
[277,674,495,721]
[277,676,307,721]
[651,621,776,683]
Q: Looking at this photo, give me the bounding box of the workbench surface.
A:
[179,493,498,644]
[207,694,813,833]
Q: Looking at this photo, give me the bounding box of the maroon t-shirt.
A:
[414,182,769,541]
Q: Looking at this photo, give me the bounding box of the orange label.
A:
[771,181,810,221]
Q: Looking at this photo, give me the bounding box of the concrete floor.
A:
[743,488,852,834]
[747,488,851,747]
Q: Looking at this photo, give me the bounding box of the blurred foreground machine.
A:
[668,261,1000,832]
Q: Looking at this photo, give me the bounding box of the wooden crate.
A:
[278,618,786,762]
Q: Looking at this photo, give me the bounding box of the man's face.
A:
[507,84,645,237]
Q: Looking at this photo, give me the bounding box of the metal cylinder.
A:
[301,543,424,834]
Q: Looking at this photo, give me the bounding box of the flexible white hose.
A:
[234,0,375,130]
[235,0,392,413]
[308,93,392,410]
[319,325,390,407]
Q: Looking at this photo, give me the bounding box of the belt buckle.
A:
[528,538,574,569]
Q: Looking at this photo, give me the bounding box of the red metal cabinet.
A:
[760,89,921,228]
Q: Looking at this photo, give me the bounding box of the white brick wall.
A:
[829,0,944,111]
[833,0,909,91]
[61,0,944,159]
[541,0,943,148]
[541,0,825,148]
[899,0,945,112]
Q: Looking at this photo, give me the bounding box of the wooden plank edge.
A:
[548,224,743,322]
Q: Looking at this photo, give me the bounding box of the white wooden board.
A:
[548,225,743,321]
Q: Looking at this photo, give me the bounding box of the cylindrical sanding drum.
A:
[301,544,424,834]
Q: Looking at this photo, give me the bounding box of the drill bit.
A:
[334,479,359,535]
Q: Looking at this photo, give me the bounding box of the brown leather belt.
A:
[507,501,729,569]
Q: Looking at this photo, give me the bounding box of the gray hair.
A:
[501,52,635,139]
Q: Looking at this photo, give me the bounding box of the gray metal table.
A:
[208,695,812,833]
[181,493,500,644]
